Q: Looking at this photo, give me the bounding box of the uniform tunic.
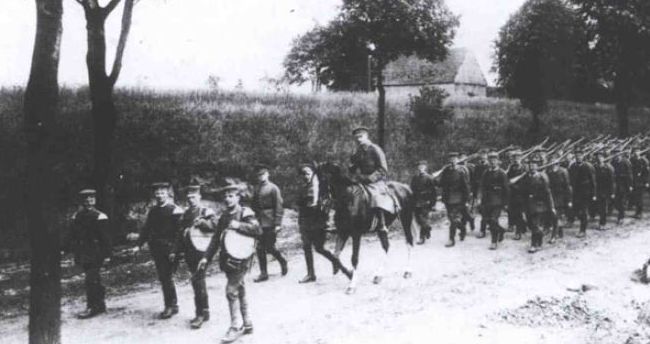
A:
[631,156,649,216]
[569,161,596,232]
[350,142,393,211]
[440,164,470,241]
[521,171,554,246]
[480,167,509,244]
[612,157,633,220]
[507,162,527,233]
[411,171,437,236]
[594,162,615,225]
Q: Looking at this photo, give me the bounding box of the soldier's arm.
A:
[203,217,227,261]
[236,208,262,237]
[273,185,284,227]
[196,208,219,232]
[96,212,112,259]
[501,171,510,202]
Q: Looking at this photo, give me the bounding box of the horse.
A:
[318,162,416,294]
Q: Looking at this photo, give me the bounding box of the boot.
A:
[255,249,268,282]
[576,231,586,238]
[221,327,244,344]
[489,243,497,250]
[239,290,252,335]
[513,233,522,241]
[444,240,455,248]
[279,256,288,276]
[190,314,207,329]
[476,231,486,239]
[159,306,178,319]
[77,307,105,319]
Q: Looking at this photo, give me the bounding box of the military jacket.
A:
[631,156,650,187]
[611,157,633,190]
[66,207,111,265]
[440,165,470,205]
[479,167,509,207]
[569,161,597,198]
[252,180,284,228]
[350,142,388,182]
[139,202,184,246]
[410,172,437,208]
[594,162,615,197]
[521,172,554,214]
[547,166,572,207]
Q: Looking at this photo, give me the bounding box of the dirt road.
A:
[3,214,650,344]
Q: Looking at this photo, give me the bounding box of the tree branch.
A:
[103,0,122,16]
[108,0,134,86]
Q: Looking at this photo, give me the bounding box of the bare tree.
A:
[75,0,135,207]
[24,0,63,343]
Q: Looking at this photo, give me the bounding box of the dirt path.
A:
[3,215,650,344]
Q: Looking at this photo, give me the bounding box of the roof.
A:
[384,48,487,87]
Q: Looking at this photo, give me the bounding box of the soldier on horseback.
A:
[349,127,396,234]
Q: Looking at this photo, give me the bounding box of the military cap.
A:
[352,126,370,135]
[216,183,246,195]
[298,162,316,172]
[416,160,428,166]
[255,164,270,175]
[487,152,499,159]
[78,189,97,196]
[151,182,171,190]
[185,185,201,195]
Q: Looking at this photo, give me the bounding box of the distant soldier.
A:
[458,152,476,231]
[173,185,218,329]
[198,183,261,343]
[546,156,572,243]
[521,154,554,253]
[569,148,597,238]
[630,147,649,219]
[296,162,341,283]
[440,152,471,247]
[251,165,288,283]
[349,126,396,234]
[62,189,111,319]
[473,150,490,237]
[611,148,633,224]
[128,182,184,319]
[593,152,615,230]
[478,152,509,250]
[507,150,527,240]
[410,160,437,244]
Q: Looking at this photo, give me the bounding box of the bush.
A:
[408,86,453,136]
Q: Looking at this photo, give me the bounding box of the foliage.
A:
[494,0,590,131]
[408,86,453,136]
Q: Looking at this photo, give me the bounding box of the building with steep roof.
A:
[383,48,488,98]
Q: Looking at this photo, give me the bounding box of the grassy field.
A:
[1,87,650,251]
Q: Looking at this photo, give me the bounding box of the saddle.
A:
[357,182,401,215]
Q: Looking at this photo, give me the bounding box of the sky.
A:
[0,0,527,91]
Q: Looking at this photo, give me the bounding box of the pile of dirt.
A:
[496,295,610,328]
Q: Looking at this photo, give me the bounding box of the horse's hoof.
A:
[333,265,340,275]
[345,287,356,295]
[373,276,383,284]
[403,271,413,279]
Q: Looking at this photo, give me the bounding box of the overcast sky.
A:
[0,0,526,91]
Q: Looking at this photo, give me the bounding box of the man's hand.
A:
[126,232,140,242]
[230,220,241,229]
[197,258,207,271]
[568,202,573,208]
[592,196,597,201]
[168,253,176,262]
[610,194,615,199]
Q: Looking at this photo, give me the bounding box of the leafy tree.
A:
[570,0,650,137]
[24,0,63,342]
[285,0,458,148]
[494,0,588,134]
[409,86,453,136]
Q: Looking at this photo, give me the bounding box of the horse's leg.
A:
[401,209,415,279]
[373,229,390,284]
[333,231,349,275]
[346,234,361,294]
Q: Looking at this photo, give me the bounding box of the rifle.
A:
[509,150,571,185]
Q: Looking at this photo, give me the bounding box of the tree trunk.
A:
[24,1,63,343]
[376,68,386,149]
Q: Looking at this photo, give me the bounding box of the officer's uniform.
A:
[252,173,287,280]
[507,156,527,237]
[611,155,633,221]
[176,195,218,324]
[64,192,111,317]
[440,153,471,246]
[594,158,615,227]
[521,165,554,252]
[349,139,394,213]
[410,161,437,243]
[479,155,509,248]
[569,155,597,236]
[630,152,649,218]
[203,199,261,338]
[138,192,184,314]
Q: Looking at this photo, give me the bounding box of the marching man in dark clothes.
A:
[593,152,616,230]
[569,148,597,238]
[62,189,111,319]
[478,152,509,250]
[473,150,490,237]
[127,182,184,319]
[507,150,527,240]
[611,147,633,224]
[440,152,471,247]
[546,156,572,243]
[251,165,288,282]
[198,183,262,344]
[630,147,649,219]
[296,163,341,283]
[173,185,218,329]
[521,154,554,253]
[410,160,437,244]
[458,152,476,231]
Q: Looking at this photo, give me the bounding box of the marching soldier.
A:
[440,152,471,247]
[478,152,509,250]
[630,147,649,218]
[521,154,554,253]
[62,189,111,319]
[458,152,476,231]
[593,152,615,230]
[546,156,572,243]
[128,182,184,319]
[410,160,437,244]
[611,148,633,224]
[569,148,597,238]
[473,150,490,237]
[174,185,218,329]
[507,150,527,240]
[349,127,396,234]
[198,183,262,343]
[251,165,288,282]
